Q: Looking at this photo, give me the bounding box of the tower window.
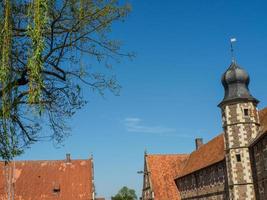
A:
[243,108,249,117]
[236,154,241,162]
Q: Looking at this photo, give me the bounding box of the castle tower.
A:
[218,62,260,199]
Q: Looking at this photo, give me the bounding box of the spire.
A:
[144,148,148,157]
[230,37,237,63]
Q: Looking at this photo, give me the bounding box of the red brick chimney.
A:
[195,138,203,150]
[66,153,71,163]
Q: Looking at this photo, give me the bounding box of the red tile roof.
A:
[177,134,224,178]
[146,154,189,200]
[0,158,94,200]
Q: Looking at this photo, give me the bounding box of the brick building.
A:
[0,154,96,200]
[141,61,267,200]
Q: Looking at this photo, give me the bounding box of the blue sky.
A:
[19,0,267,199]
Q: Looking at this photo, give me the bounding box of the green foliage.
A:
[112,186,138,200]
[0,0,132,161]
[1,0,11,120]
[27,0,48,105]
[0,0,20,160]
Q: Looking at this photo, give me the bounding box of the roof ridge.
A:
[0,158,91,163]
[191,133,223,153]
[147,153,189,156]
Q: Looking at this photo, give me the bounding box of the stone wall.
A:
[251,134,267,200]
[176,161,228,200]
[222,102,259,199]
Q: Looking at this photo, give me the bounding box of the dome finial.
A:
[230,37,237,63]
[218,41,259,107]
[218,62,259,108]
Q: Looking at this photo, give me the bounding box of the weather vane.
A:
[230,37,237,63]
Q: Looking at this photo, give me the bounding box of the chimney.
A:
[195,138,203,150]
[66,153,71,163]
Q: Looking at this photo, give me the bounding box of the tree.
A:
[0,0,132,160]
[112,186,138,200]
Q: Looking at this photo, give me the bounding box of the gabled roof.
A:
[0,158,94,200]
[177,134,225,178]
[146,154,189,200]
[176,107,267,179]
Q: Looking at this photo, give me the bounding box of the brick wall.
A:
[222,102,259,199]
[251,134,267,200]
[176,161,228,200]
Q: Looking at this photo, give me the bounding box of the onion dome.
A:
[218,62,258,107]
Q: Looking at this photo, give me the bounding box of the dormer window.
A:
[52,183,60,195]
[243,108,249,117]
[53,188,60,193]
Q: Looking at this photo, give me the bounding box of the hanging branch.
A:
[1,0,12,120]
[27,0,48,106]
[0,0,14,160]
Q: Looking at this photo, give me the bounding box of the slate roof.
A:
[146,154,189,200]
[219,62,259,107]
[0,158,94,200]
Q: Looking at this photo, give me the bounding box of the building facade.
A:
[176,161,228,200]
[175,134,229,200]
[141,61,267,200]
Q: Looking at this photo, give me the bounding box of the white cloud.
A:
[124,117,176,134]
